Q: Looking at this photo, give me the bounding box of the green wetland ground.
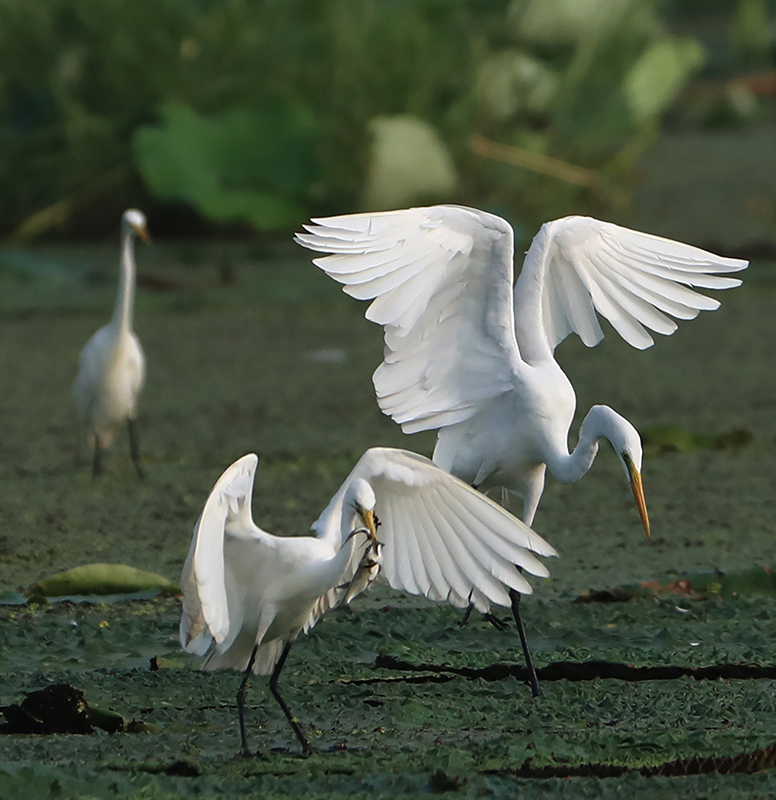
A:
[0,239,775,799]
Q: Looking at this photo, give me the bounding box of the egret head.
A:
[607,413,650,541]
[122,209,151,243]
[346,478,379,547]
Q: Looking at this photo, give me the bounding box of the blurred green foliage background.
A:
[0,0,774,240]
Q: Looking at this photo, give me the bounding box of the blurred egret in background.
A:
[73,209,149,478]
[180,448,556,755]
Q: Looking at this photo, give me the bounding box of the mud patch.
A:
[372,654,776,684]
[1,684,123,734]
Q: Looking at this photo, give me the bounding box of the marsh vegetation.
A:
[0,244,774,797]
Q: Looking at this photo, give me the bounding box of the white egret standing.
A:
[180,448,556,756]
[296,206,747,693]
[73,209,149,478]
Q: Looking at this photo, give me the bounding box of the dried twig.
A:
[470,134,597,187]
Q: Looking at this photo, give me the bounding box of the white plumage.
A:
[180,447,556,754]
[73,209,149,477]
[297,206,746,530]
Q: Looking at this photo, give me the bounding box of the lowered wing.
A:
[313,447,558,613]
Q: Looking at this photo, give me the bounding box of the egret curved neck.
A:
[545,405,615,484]
[111,231,136,332]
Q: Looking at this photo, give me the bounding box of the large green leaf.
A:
[477,50,558,120]
[133,102,320,231]
[363,115,457,210]
[28,563,179,601]
[515,0,659,46]
[624,37,705,123]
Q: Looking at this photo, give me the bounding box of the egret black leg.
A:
[237,645,259,757]
[510,587,541,697]
[92,435,104,477]
[458,603,474,628]
[467,481,539,690]
[127,418,145,479]
[269,642,314,756]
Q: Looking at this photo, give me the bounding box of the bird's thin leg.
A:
[511,470,544,696]
[127,418,145,480]
[510,586,541,697]
[269,641,314,756]
[458,591,474,628]
[92,434,104,477]
[237,644,259,757]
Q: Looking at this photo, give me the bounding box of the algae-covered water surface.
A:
[0,242,775,798]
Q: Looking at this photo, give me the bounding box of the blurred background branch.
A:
[470,135,597,187]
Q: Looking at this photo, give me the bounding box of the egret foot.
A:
[235,747,267,760]
[459,605,508,631]
[483,612,510,632]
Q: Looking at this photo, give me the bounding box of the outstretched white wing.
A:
[180,453,269,655]
[313,447,557,613]
[513,216,747,358]
[296,206,521,434]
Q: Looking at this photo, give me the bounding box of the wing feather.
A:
[402,494,446,601]
[336,448,557,610]
[440,490,551,576]
[409,491,472,603]
[422,489,520,606]
[296,206,522,434]
[392,494,432,597]
[179,454,270,654]
[598,252,717,316]
[513,216,747,357]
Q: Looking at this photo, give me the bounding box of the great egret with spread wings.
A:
[73,209,149,478]
[296,206,747,692]
[180,448,556,756]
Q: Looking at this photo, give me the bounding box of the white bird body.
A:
[74,325,145,447]
[297,205,747,528]
[73,209,149,474]
[180,447,556,752]
[201,527,355,674]
[180,447,557,676]
[434,359,573,489]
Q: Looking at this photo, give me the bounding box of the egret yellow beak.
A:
[359,508,379,548]
[134,222,151,243]
[627,461,650,540]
